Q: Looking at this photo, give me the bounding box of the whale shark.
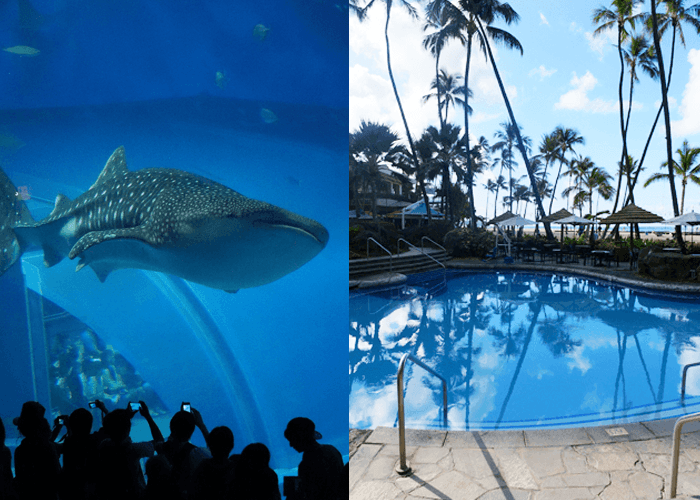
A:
[0,147,329,292]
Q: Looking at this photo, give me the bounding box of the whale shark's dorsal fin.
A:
[49,194,72,218]
[91,146,128,190]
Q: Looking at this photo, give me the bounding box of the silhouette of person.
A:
[0,417,17,500]
[94,401,163,499]
[144,455,180,500]
[231,442,281,500]
[12,401,61,500]
[284,417,344,500]
[190,426,236,500]
[59,407,104,500]
[155,408,210,499]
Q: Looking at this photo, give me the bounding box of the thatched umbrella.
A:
[487,211,516,225]
[538,209,573,242]
[599,204,664,252]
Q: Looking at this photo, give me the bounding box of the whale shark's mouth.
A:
[244,209,329,247]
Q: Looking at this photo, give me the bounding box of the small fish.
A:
[3,45,40,56]
[260,108,278,124]
[253,24,270,41]
[215,70,229,90]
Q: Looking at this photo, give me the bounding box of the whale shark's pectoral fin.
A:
[69,226,160,260]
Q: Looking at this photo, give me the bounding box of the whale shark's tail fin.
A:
[0,165,33,276]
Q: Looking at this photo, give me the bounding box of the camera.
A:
[129,402,141,411]
[57,417,66,425]
[89,402,97,409]
[181,402,191,412]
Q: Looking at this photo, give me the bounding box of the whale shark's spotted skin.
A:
[1,147,329,292]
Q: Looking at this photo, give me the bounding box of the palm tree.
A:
[458,0,553,238]
[493,121,531,214]
[549,126,585,215]
[644,140,700,214]
[649,0,685,248]
[350,121,402,219]
[423,0,466,128]
[422,70,472,125]
[487,175,507,220]
[593,0,642,213]
[564,158,614,217]
[358,0,431,220]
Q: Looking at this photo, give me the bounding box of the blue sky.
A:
[350,0,700,221]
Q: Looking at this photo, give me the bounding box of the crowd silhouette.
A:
[1,400,347,500]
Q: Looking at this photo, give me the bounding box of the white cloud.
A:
[529,65,557,80]
[585,29,616,61]
[555,71,618,114]
[539,12,549,26]
[672,48,700,137]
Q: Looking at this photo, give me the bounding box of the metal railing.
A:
[396,353,448,476]
[421,236,446,253]
[366,237,393,274]
[670,412,700,497]
[397,238,445,271]
[680,362,700,402]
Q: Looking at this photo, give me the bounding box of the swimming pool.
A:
[350,270,700,431]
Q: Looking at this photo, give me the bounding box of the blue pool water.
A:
[350,270,700,431]
[0,0,348,477]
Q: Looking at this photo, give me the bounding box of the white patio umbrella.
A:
[497,215,536,226]
[555,215,594,225]
[663,211,700,243]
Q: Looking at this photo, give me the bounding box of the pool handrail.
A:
[420,236,446,253]
[396,352,448,476]
[366,237,393,274]
[680,361,700,403]
[397,238,445,272]
[670,411,700,497]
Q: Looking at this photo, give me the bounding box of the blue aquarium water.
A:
[350,270,700,431]
[0,0,348,476]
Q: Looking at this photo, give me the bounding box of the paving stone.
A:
[452,448,504,482]
[534,488,597,500]
[577,443,638,471]
[396,474,426,493]
[639,452,694,477]
[409,470,485,500]
[412,446,450,464]
[598,480,638,500]
[525,427,593,447]
[475,430,526,448]
[625,437,672,455]
[585,423,655,444]
[369,427,446,447]
[677,471,700,498]
[520,447,565,478]
[627,470,664,499]
[643,418,700,438]
[366,455,403,480]
[350,480,404,500]
[380,444,418,459]
[407,464,445,485]
[350,444,383,489]
[562,447,592,474]
[540,475,567,488]
[562,472,610,488]
[493,448,539,489]
[478,488,532,500]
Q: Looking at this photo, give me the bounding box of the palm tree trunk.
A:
[435,56,444,128]
[383,3,432,222]
[548,160,565,216]
[474,17,553,240]
[464,32,477,230]
[649,0,683,249]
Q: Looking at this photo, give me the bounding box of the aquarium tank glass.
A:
[0,0,348,479]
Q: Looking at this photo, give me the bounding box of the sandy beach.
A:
[499,226,699,243]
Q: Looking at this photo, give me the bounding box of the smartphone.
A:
[181,402,191,412]
[129,402,141,411]
[57,417,66,425]
[89,402,97,409]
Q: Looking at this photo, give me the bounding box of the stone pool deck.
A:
[350,419,700,499]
